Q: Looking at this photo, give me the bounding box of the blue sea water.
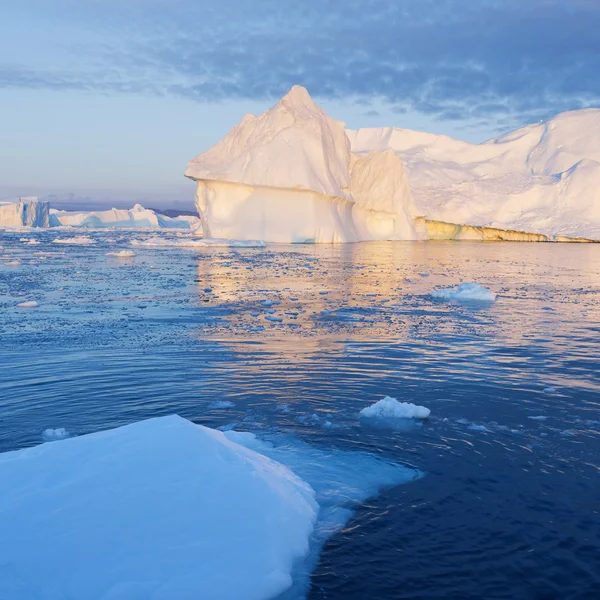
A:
[1,230,599,599]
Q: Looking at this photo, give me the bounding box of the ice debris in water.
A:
[42,428,70,441]
[208,400,235,409]
[17,301,38,308]
[360,396,430,420]
[430,282,496,302]
[106,250,136,258]
[131,237,266,248]
[53,236,95,246]
[468,424,491,433]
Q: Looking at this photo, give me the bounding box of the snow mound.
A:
[131,236,266,248]
[106,250,136,257]
[430,282,497,302]
[185,86,421,243]
[360,396,431,420]
[0,198,50,227]
[16,301,38,308]
[51,204,201,230]
[0,416,317,600]
[42,428,70,441]
[53,236,95,246]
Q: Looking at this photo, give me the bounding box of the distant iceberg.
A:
[51,203,201,229]
[0,197,51,227]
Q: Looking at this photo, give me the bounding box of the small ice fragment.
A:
[6,260,21,266]
[468,424,491,433]
[265,315,283,322]
[430,282,496,302]
[543,387,556,393]
[208,400,234,409]
[106,250,136,258]
[456,418,470,425]
[360,396,430,420]
[42,428,70,442]
[53,236,95,245]
[17,301,38,308]
[528,416,548,421]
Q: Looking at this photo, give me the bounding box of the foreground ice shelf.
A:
[0,415,418,600]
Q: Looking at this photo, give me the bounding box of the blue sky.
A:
[1,0,599,208]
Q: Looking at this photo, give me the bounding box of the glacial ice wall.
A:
[0,198,51,227]
[186,86,423,243]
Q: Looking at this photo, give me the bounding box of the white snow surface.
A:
[348,108,600,240]
[0,416,317,600]
[360,396,431,420]
[0,415,419,600]
[0,198,51,227]
[186,86,421,242]
[51,204,201,230]
[430,282,497,302]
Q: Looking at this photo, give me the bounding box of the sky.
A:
[1,0,599,209]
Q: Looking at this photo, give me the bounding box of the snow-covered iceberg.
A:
[0,197,51,227]
[51,203,201,229]
[185,86,423,243]
[0,415,419,600]
[348,108,600,241]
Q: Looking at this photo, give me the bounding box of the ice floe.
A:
[0,415,419,600]
[430,282,496,302]
[53,236,95,246]
[131,237,266,248]
[360,396,431,420]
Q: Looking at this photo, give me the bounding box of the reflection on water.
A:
[1,232,600,599]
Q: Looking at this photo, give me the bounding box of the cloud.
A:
[2,0,599,128]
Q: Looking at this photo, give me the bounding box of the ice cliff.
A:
[186,87,600,242]
[185,86,422,243]
[348,108,600,240]
[0,197,51,227]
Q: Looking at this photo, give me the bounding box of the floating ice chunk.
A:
[543,387,557,393]
[208,400,235,409]
[5,260,21,266]
[106,250,136,258]
[131,237,266,248]
[468,424,491,433]
[17,301,38,308]
[528,416,548,421]
[360,396,431,420]
[42,427,70,441]
[430,282,496,302]
[0,416,317,600]
[53,236,95,246]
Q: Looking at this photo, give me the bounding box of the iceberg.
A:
[51,204,201,230]
[185,86,423,243]
[0,197,51,227]
[0,415,419,600]
[348,108,600,241]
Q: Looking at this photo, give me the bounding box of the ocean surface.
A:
[1,230,599,599]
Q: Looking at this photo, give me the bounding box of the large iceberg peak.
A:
[185,84,352,199]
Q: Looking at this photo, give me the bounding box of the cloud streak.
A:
[2,0,599,128]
